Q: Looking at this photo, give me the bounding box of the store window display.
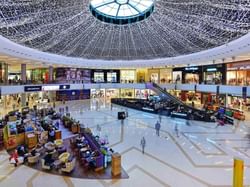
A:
[91,89,105,98]
[106,89,119,99]
[173,71,182,84]
[150,73,159,83]
[184,73,199,84]
[227,61,250,86]
[30,68,49,84]
[186,92,201,106]
[120,70,135,83]
[94,72,105,83]
[120,89,134,98]
[203,64,226,85]
[227,96,250,111]
[160,69,172,84]
[135,89,149,99]
[107,72,117,83]
[204,71,222,84]
[148,69,160,83]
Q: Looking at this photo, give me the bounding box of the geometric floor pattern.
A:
[1,98,250,187]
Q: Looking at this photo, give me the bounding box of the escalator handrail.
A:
[150,82,205,113]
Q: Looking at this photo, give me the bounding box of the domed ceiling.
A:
[0,0,250,61]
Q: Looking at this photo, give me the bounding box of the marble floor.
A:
[1,98,250,187]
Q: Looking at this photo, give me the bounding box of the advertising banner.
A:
[55,68,91,83]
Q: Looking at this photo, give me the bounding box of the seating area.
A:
[3,106,127,179]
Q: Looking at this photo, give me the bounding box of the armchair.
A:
[28,153,40,164]
[61,158,76,173]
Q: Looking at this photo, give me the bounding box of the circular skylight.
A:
[89,0,154,24]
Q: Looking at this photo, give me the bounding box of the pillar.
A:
[4,63,8,84]
[21,93,26,107]
[49,66,53,83]
[21,64,26,84]
[233,158,244,187]
[225,93,228,108]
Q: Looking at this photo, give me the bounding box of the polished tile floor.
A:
[1,98,250,187]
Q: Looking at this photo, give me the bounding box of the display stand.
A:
[112,153,121,176]
[26,133,37,149]
[55,130,62,139]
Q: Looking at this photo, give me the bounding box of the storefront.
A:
[226,95,250,111]
[160,68,172,84]
[172,66,201,84]
[148,69,160,83]
[90,89,105,98]
[135,89,150,99]
[105,89,119,99]
[227,61,250,85]
[203,64,226,84]
[201,93,226,107]
[120,70,136,83]
[56,89,90,101]
[120,88,134,98]
[29,68,49,84]
[8,72,21,83]
[91,70,120,83]
[106,70,120,83]
[136,69,147,83]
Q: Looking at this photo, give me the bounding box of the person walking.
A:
[174,124,179,138]
[65,105,69,113]
[158,114,162,123]
[96,100,99,111]
[155,121,161,136]
[140,137,146,154]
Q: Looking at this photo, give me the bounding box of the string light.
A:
[0,0,249,60]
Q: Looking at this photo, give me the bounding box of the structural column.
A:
[225,93,228,108]
[49,66,54,83]
[4,63,8,84]
[21,93,26,107]
[21,64,27,84]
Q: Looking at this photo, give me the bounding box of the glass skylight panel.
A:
[118,5,134,17]
[90,0,154,18]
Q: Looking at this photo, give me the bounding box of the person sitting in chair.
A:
[43,153,54,166]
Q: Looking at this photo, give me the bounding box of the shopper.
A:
[96,124,101,136]
[174,124,179,137]
[155,121,161,136]
[96,100,99,111]
[158,114,162,123]
[140,137,146,154]
[48,128,55,142]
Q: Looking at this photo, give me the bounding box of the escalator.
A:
[146,82,214,121]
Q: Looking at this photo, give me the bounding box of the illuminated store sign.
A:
[24,86,42,92]
[42,85,59,91]
[206,68,217,72]
[185,67,198,71]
